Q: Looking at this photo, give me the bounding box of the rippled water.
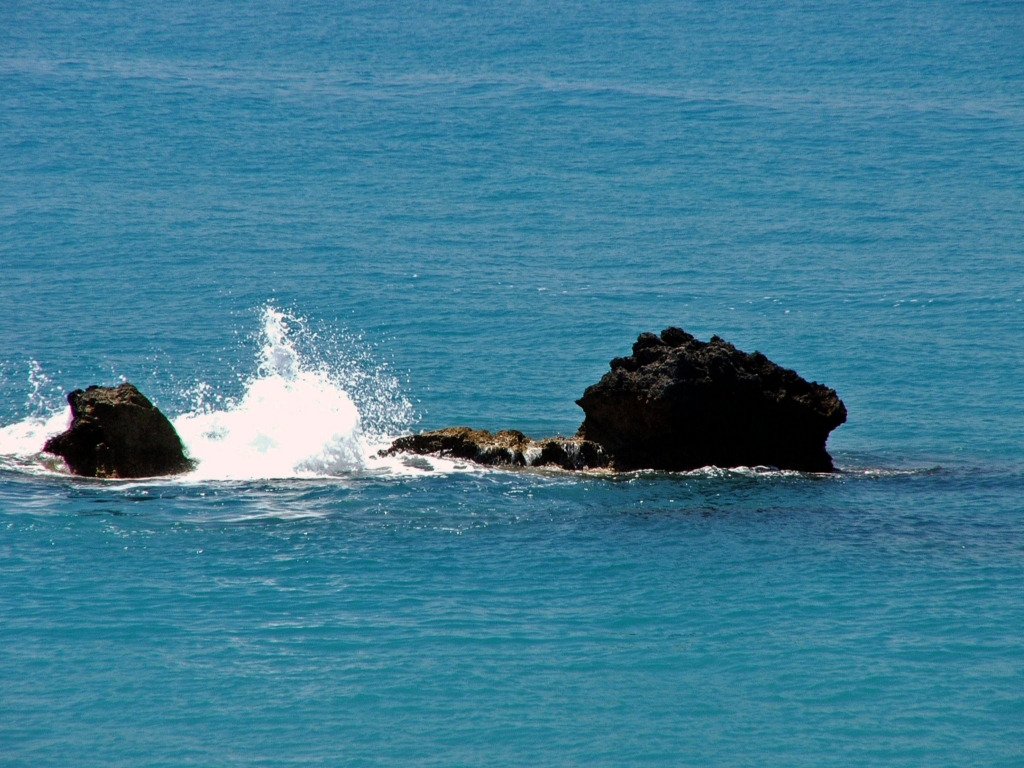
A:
[2,0,1023,765]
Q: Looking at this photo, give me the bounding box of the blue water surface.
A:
[2,1,1023,765]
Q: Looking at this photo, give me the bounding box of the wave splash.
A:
[175,307,413,480]
[0,360,71,475]
[0,306,417,481]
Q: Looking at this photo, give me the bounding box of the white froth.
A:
[174,308,370,480]
[0,306,430,481]
[0,408,70,468]
[175,370,365,480]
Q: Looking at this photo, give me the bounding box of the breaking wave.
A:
[0,306,423,480]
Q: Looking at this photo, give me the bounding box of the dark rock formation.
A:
[382,427,609,470]
[43,383,194,478]
[576,328,846,472]
[382,328,845,474]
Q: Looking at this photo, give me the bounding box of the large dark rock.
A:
[382,427,609,470]
[43,383,194,478]
[576,328,846,472]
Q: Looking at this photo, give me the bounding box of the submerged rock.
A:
[576,328,846,472]
[382,427,609,470]
[43,383,194,478]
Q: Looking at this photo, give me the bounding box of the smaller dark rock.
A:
[43,383,194,478]
[534,436,609,470]
[384,427,527,465]
[382,427,609,471]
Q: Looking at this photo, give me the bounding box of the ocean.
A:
[2,1,1023,765]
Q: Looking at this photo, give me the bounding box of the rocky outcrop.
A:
[576,328,846,472]
[383,328,846,474]
[382,427,609,470]
[43,383,194,478]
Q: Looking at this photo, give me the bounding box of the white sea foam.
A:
[0,408,71,474]
[0,307,433,481]
[174,306,412,480]
[175,372,366,480]
[0,358,71,474]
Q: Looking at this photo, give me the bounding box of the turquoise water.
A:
[2,1,1023,765]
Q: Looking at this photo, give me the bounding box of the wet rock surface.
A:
[576,328,847,472]
[43,383,194,478]
[382,427,609,470]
